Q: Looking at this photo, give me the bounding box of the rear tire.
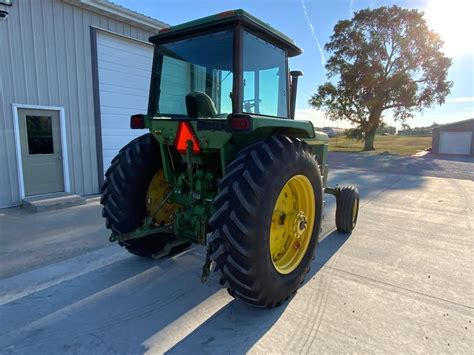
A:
[208,136,323,308]
[100,133,176,257]
[335,186,359,233]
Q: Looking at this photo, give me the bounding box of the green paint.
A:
[149,9,301,57]
[114,11,331,248]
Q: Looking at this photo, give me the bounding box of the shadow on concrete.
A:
[0,201,108,279]
[0,229,349,354]
[1,159,433,353]
[163,230,349,354]
[328,152,474,181]
[0,186,358,355]
[0,169,381,354]
[429,153,474,162]
[0,248,221,353]
[329,168,423,189]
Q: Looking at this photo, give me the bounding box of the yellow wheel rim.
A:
[269,175,316,274]
[146,169,179,225]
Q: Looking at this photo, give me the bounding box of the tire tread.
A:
[209,136,323,308]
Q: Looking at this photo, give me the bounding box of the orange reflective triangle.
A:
[175,121,200,154]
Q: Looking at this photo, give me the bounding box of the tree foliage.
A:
[344,128,364,141]
[309,6,453,150]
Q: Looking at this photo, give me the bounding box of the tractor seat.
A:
[185,91,217,118]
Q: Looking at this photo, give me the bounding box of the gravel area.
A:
[328,152,474,180]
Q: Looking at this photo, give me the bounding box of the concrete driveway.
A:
[0,159,473,353]
[328,151,474,180]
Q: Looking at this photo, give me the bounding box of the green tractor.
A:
[100,10,359,308]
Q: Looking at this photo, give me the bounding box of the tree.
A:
[377,123,396,135]
[345,127,364,141]
[309,6,453,150]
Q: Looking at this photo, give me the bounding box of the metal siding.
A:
[0,33,16,205]
[0,0,155,207]
[0,5,20,206]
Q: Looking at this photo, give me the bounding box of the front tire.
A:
[335,186,360,233]
[208,136,323,308]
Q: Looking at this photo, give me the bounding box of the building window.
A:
[26,116,54,155]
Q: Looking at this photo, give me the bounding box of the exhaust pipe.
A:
[289,70,303,119]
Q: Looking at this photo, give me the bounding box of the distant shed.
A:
[431,119,474,155]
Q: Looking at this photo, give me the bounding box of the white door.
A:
[439,132,472,155]
[19,109,64,196]
[96,31,152,171]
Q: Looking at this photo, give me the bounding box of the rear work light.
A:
[228,115,251,131]
[130,114,145,129]
[175,121,201,155]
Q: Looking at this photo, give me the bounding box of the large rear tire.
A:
[208,136,323,308]
[100,134,177,257]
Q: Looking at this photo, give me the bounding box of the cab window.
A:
[242,31,288,118]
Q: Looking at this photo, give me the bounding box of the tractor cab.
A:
[148,9,303,120]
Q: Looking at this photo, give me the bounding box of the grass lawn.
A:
[328,135,432,155]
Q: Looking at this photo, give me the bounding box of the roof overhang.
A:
[64,0,168,32]
[432,118,474,131]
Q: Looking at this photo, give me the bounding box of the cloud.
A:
[296,107,360,129]
[294,107,351,128]
[446,96,474,103]
[300,0,325,67]
[295,108,325,123]
[295,108,325,128]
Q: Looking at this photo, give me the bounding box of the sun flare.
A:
[424,0,474,56]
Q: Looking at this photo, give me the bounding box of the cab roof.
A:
[149,9,303,57]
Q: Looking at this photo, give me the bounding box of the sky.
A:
[114,0,474,129]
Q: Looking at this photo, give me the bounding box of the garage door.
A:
[439,132,472,155]
[96,31,152,172]
[96,31,193,172]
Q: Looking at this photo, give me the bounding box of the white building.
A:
[0,0,167,208]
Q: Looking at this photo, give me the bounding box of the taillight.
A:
[175,121,201,154]
[130,114,145,129]
[228,115,251,131]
